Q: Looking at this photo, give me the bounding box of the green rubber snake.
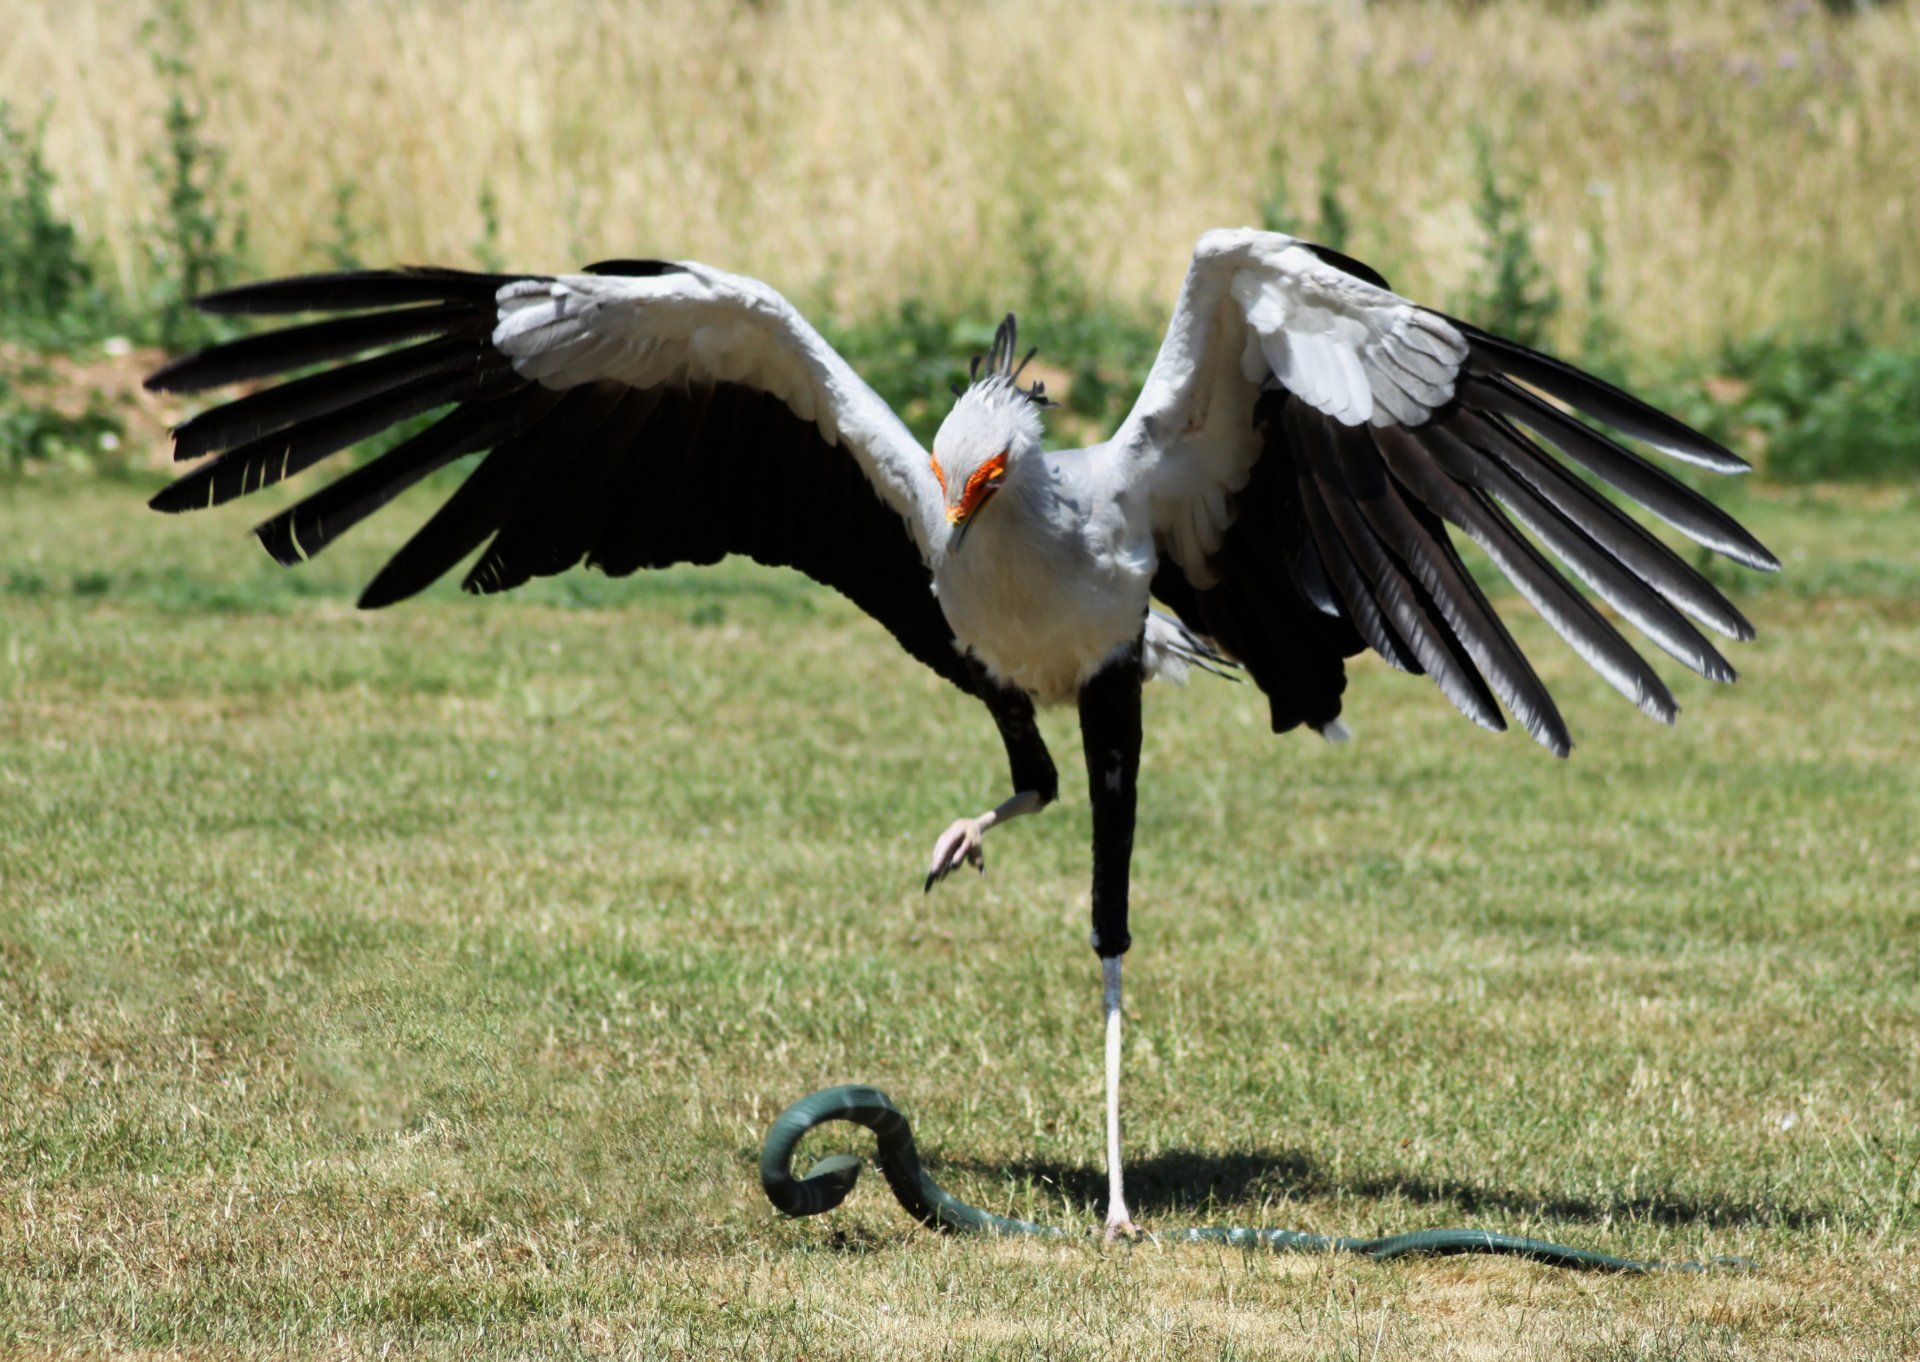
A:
[760,1085,1749,1273]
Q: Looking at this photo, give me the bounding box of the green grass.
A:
[2,476,1917,1359]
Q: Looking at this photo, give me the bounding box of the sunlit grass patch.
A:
[2,478,1916,1357]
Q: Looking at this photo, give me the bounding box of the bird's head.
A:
[931,313,1053,551]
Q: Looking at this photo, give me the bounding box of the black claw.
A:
[924,872,936,893]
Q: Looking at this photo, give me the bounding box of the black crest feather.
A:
[966,313,1056,407]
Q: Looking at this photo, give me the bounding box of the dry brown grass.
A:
[4,0,1918,356]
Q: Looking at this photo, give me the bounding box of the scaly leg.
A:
[1102,954,1137,1239]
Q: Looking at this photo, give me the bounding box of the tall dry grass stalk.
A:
[4,0,1916,356]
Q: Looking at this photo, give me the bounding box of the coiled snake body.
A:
[761,1085,1745,1273]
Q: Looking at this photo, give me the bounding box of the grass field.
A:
[2,471,1916,1358]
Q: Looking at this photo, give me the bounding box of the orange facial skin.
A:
[942,449,1008,525]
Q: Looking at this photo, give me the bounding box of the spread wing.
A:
[1117,228,1778,756]
[145,260,974,690]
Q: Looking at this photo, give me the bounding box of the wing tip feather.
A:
[357,576,404,611]
[147,480,198,514]
[143,360,186,394]
[252,514,307,568]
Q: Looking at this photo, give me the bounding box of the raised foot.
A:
[924,816,987,891]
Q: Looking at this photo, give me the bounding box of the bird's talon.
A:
[1102,1218,1142,1243]
[924,816,987,891]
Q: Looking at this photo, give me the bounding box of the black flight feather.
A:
[1300,242,1392,292]
[464,389,644,594]
[1375,424,1680,724]
[144,304,481,394]
[1410,418,1736,683]
[1294,407,1490,707]
[1448,409,1757,641]
[1466,374,1780,572]
[165,336,484,461]
[1329,421,1572,754]
[1148,392,1361,735]
[582,259,686,277]
[531,387,669,575]
[192,267,528,316]
[359,385,631,609]
[1452,319,1751,474]
[253,386,562,567]
[1293,469,1424,677]
[151,362,519,513]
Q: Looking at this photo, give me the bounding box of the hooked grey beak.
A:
[944,477,1002,553]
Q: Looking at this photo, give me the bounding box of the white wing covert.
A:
[1223,243,1468,430]
[1120,229,1777,756]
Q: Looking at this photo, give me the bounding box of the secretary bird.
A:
[146,228,1775,1238]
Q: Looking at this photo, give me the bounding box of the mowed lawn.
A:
[2,476,1916,1359]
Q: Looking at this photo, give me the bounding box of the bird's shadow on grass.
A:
[943,1147,1830,1232]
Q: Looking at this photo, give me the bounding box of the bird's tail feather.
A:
[1144,609,1241,685]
